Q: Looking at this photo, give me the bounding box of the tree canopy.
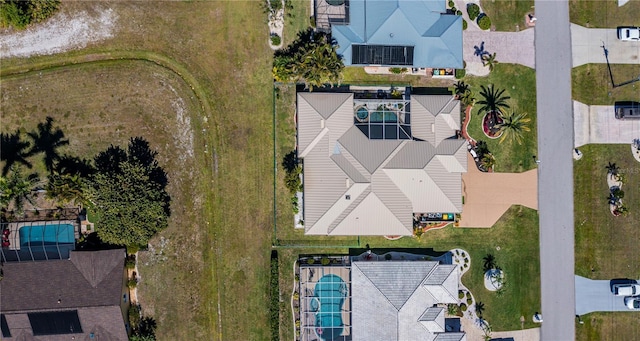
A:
[90,137,170,246]
[0,0,60,29]
[273,28,344,89]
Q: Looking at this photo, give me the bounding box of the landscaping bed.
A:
[464,64,537,172]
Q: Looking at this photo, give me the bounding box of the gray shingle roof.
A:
[423,264,456,285]
[419,307,444,321]
[0,249,124,312]
[434,332,466,341]
[354,261,437,309]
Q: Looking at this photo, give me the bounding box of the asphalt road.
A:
[575,276,638,315]
[534,1,576,340]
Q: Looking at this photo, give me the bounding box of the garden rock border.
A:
[483,269,504,291]
[607,173,623,216]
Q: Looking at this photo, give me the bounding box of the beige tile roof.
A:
[298,91,467,236]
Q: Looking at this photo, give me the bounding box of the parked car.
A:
[617,27,640,41]
[614,101,640,119]
[612,283,640,296]
[624,296,640,310]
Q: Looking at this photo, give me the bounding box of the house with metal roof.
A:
[296,87,467,236]
[351,260,466,341]
[315,0,463,68]
[0,249,128,341]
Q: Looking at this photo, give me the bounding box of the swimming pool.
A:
[19,224,75,246]
[314,274,348,340]
[370,111,397,123]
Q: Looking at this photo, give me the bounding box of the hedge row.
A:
[270,251,280,341]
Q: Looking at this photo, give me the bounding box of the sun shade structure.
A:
[296,88,467,236]
[325,0,463,68]
[0,220,78,262]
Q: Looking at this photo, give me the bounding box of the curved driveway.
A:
[534,1,575,340]
[460,154,538,228]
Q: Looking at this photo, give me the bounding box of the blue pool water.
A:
[314,274,348,340]
[370,111,397,123]
[19,224,75,246]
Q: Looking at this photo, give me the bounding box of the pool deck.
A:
[299,265,352,341]
[2,220,79,250]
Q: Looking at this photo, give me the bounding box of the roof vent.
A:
[390,33,394,38]
[345,195,351,200]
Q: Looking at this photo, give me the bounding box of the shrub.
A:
[455,68,466,80]
[460,303,467,311]
[126,256,137,269]
[321,256,330,266]
[467,297,473,305]
[477,13,491,30]
[389,67,408,74]
[448,0,454,7]
[458,290,465,299]
[310,16,316,28]
[127,277,138,289]
[385,253,392,260]
[467,3,480,20]
[0,0,60,30]
[456,10,462,16]
[270,253,279,341]
[271,34,281,46]
[128,305,141,328]
[307,258,315,265]
[462,18,468,30]
[126,244,140,255]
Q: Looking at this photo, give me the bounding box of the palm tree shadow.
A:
[1,131,33,176]
[27,117,69,173]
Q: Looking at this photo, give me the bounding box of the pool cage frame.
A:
[0,220,79,262]
[299,261,352,341]
[353,98,412,140]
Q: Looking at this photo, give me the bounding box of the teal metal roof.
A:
[332,0,463,68]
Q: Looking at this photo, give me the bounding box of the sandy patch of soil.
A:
[0,7,117,58]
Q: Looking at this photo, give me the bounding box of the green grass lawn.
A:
[574,145,640,340]
[480,0,534,32]
[464,64,537,172]
[576,312,640,341]
[570,0,640,27]
[572,64,640,105]
[574,144,640,279]
[1,1,279,340]
[342,66,456,88]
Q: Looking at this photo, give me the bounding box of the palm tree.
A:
[496,111,531,145]
[453,81,469,97]
[483,254,496,272]
[0,166,41,215]
[475,140,489,157]
[460,90,475,107]
[1,131,32,176]
[476,84,510,115]
[605,162,619,176]
[45,173,89,206]
[27,117,69,173]
[475,301,485,318]
[482,52,499,71]
[481,153,495,170]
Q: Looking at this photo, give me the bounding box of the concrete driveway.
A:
[571,24,640,67]
[459,154,538,228]
[463,29,536,71]
[574,100,640,147]
[575,276,638,315]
